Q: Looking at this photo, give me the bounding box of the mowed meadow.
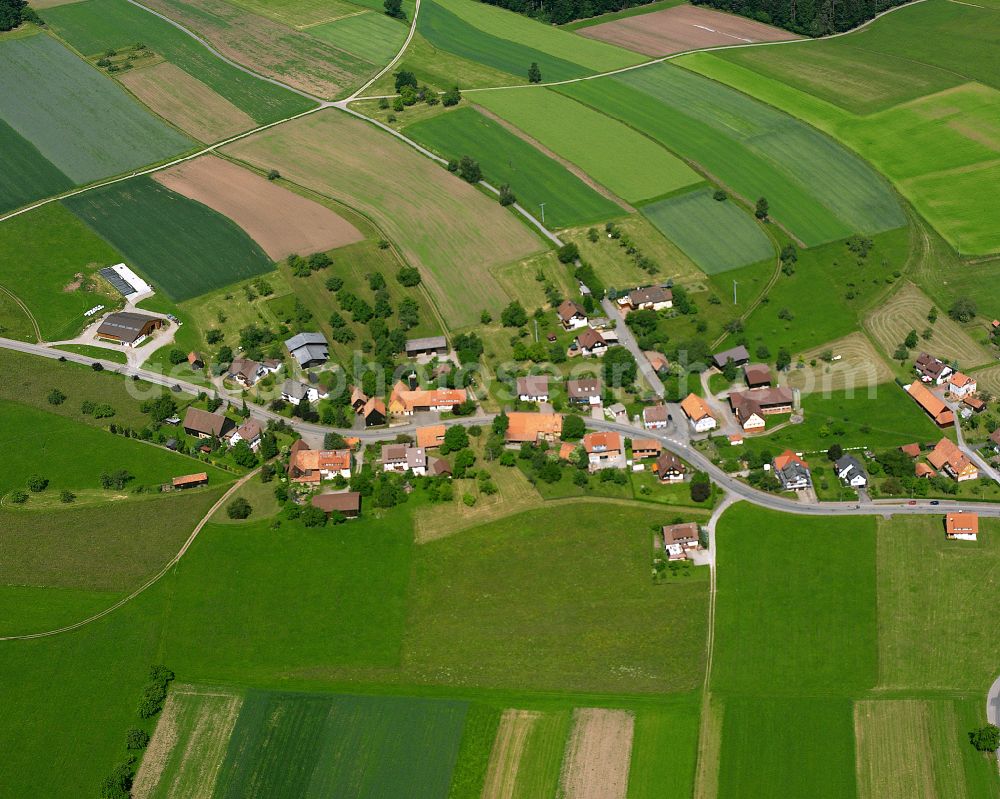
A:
[223,110,544,327]
[708,504,1000,799]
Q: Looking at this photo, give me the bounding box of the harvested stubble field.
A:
[45,0,314,123]
[865,282,993,368]
[133,686,244,799]
[140,0,377,98]
[0,33,191,184]
[472,88,702,205]
[854,699,970,799]
[224,110,543,327]
[63,176,274,302]
[640,188,773,274]
[784,332,894,394]
[119,62,257,143]
[559,708,634,799]
[579,4,798,56]
[559,64,906,247]
[153,156,363,260]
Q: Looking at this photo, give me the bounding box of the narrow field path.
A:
[0,284,41,342]
[0,469,258,642]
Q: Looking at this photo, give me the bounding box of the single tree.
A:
[498,184,516,207]
[457,155,481,183]
[827,443,843,461]
[226,497,252,520]
[528,61,542,83]
[560,413,586,441]
[441,86,462,107]
[755,196,769,220]
[969,724,1000,752]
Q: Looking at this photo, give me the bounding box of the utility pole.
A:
[539,202,545,225]
[732,280,738,305]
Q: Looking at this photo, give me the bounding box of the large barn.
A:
[95,312,162,346]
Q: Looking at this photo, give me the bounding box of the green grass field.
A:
[714,0,997,113]
[713,504,877,696]
[0,400,229,496]
[53,343,128,363]
[558,64,906,246]
[0,116,72,213]
[426,0,641,77]
[1,487,226,592]
[641,188,774,274]
[877,515,1000,692]
[420,0,598,84]
[719,697,857,799]
[63,176,274,301]
[308,11,407,64]
[225,0,369,26]
[627,696,701,799]
[45,0,315,123]
[404,106,623,229]
[678,53,1000,255]
[0,33,192,183]
[224,110,542,327]
[0,203,124,341]
[473,88,703,204]
[0,584,122,638]
[216,691,468,798]
[731,226,910,355]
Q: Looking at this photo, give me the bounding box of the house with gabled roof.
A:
[834,454,867,488]
[915,352,952,385]
[556,299,588,331]
[631,438,661,460]
[582,431,625,471]
[285,332,329,368]
[905,380,954,427]
[662,522,700,561]
[773,450,811,490]
[362,397,386,427]
[312,491,361,518]
[712,345,750,370]
[575,327,608,357]
[505,412,562,444]
[182,407,231,439]
[416,424,446,449]
[621,285,672,311]
[927,438,978,482]
[288,442,352,483]
[945,512,978,540]
[228,357,263,387]
[642,404,669,429]
[381,444,427,475]
[516,375,550,402]
[653,451,686,483]
[229,418,263,450]
[947,372,977,397]
[680,393,716,433]
[566,378,602,406]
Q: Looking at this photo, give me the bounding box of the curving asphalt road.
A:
[7,334,1000,520]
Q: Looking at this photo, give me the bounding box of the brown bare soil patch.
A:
[786,332,894,394]
[559,708,634,799]
[579,5,799,57]
[120,62,255,143]
[482,710,542,799]
[154,155,363,260]
[223,110,542,327]
[140,0,374,99]
[62,273,84,293]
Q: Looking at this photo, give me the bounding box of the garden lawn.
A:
[0,400,230,495]
[308,12,408,65]
[0,117,72,214]
[223,110,542,327]
[0,203,124,341]
[678,53,1000,255]
[404,107,623,229]
[559,64,905,246]
[473,88,702,204]
[718,697,857,799]
[45,0,314,122]
[640,188,773,274]
[713,504,878,696]
[63,176,274,302]
[0,33,192,183]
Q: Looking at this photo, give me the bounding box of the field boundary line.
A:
[297,9,370,29]
[345,0,422,101]
[0,470,258,642]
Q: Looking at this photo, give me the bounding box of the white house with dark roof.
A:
[556,300,588,331]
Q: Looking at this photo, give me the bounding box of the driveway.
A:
[600,298,665,398]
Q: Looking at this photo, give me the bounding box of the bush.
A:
[556,242,579,263]
[137,664,174,719]
[26,474,48,493]
[47,388,66,405]
[442,86,461,107]
[125,727,149,750]
[457,155,481,183]
[969,724,1000,752]
[227,497,252,519]
[9,490,28,504]
[498,183,516,207]
[396,266,421,286]
[266,169,280,180]
[100,760,135,799]
[300,505,327,527]
[59,490,76,504]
